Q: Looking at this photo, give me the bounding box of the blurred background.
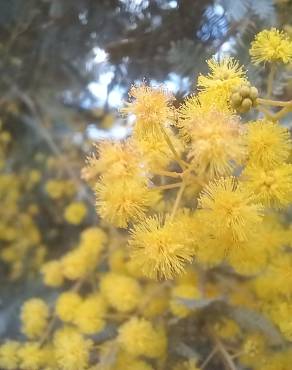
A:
[0,0,291,338]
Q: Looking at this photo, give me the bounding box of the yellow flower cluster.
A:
[1,28,292,370]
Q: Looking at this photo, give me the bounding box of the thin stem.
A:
[272,101,292,121]
[160,125,187,170]
[211,333,237,370]
[170,182,186,221]
[257,98,291,107]
[152,170,182,179]
[200,347,218,369]
[151,182,182,190]
[266,63,276,99]
[39,315,57,348]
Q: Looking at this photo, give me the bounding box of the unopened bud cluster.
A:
[230,84,258,113]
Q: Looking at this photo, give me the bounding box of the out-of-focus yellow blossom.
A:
[239,333,268,368]
[243,164,292,208]
[73,294,107,334]
[62,229,105,280]
[122,84,174,139]
[250,28,292,64]
[18,343,52,370]
[53,327,93,370]
[213,319,240,340]
[100,272,142,312]
[0,341,20,370]
[56,292,82,322]
[246,120,291,168]
[21,298,49,339]
[170,283,200,318]
[64,201,87,225]
[45,179,75,199]
[129,214,194,279]
[118,317,167,358]
[42,260,64,287]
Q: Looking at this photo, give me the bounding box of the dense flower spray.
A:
[0,28,292,370]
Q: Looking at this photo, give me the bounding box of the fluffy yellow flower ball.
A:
[250,28,292,65]
[56,292,82,322]
[64,201,87,225]
[21,298,49,339]
[54,327,93,370]
[41,260,64,287]
[100,273,142,313]
[73,294,107,334]
[170,284,201,318]
[0,341,20,370]
[118,317,167,358]
[18,343,51,370]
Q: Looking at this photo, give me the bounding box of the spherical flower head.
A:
[62,237,103,280]
[64,201,87,225]
[73,294,107,334]
[21,298,49,339]
[100,272,142,313]
[82,140,141,183]
[240,334,267,367]
[243,164,292,208]
[197,57,247,105]
[118,317,167,358]
[170,283,201,318]
[0,341,20,370]
[186,109,246,177]
[80,227,107,251]
[96,175,160,228]
[129,214,194,280]
[56,292,82,322]
[53,327,93,370]
[198,177,263,244]
[246,120,291,168]
[250,28,292,65]
[41,260,64,287]
[122,84,174,139]
[18,343,50,370]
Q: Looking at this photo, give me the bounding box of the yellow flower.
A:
[64,201,87,225]
[198,177,263,244]
[118,317,167,358]
[100,272,142,313]
[170,283,201,318]
[41,260,64,287]
[21,298,49,339]
[53,327,92,370]
[0,341,20,370]
[73,294,107,334]
[129,214,194,280]
[243,164,292,208]
[172,359,201,370]
[197,57,247,106]
[250,28,292,64]
[18,343,51,370]
[198,57,246,90]
[56,292,82,322]
[96,175,160,228]
[246,120,291,168]
[83,140,140,183]
[186,109,246,177]
[122,84,174,139]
